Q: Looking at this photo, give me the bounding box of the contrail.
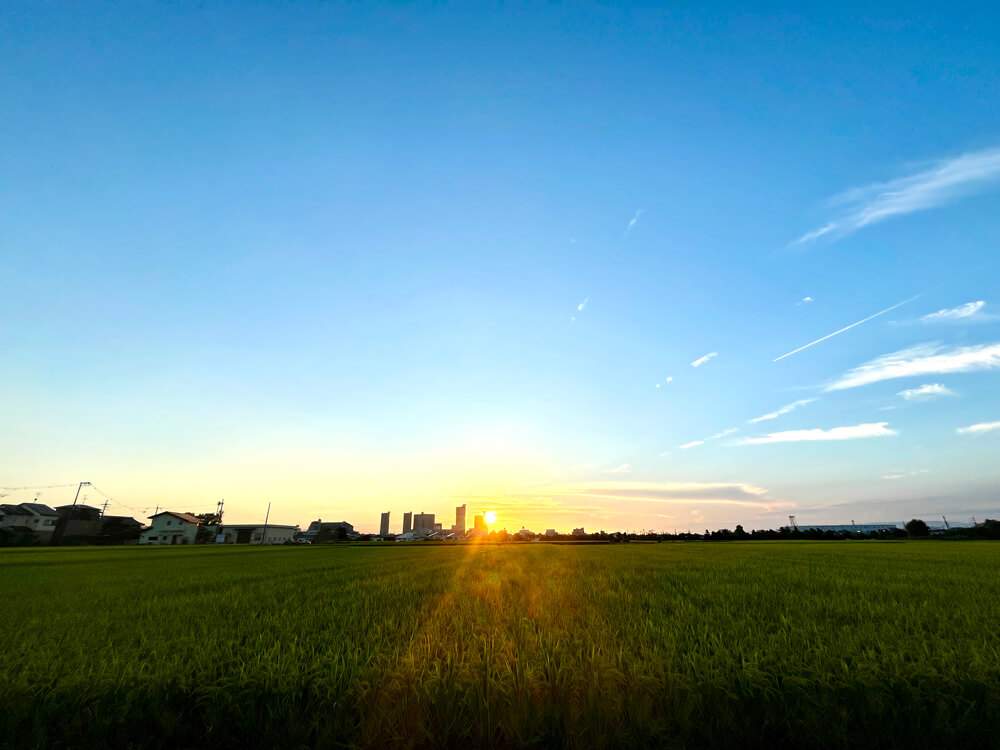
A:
[773,294,921,362]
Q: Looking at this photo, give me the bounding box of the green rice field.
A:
[2,542,999,748]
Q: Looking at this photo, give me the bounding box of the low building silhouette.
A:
[219,523,298,545]
[303,519,356,542]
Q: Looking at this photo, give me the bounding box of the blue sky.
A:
[3,3,1000,531]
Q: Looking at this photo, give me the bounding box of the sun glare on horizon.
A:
[484,510,497,525]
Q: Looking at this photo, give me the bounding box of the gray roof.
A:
[0,504,33,516]
[102,515,142,527]
[19,503,59,516]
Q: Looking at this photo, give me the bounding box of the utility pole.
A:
[51,481,90,545]
[260,502,271,546]
[71,481,90,509]
[100,499,109,518]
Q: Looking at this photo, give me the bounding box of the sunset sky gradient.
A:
[3,3,1000,532]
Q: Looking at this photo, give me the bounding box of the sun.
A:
[484,511,497,524]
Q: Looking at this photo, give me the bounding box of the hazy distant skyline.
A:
[3,3,1000,532]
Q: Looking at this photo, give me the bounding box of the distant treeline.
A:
[446,519,1000,544]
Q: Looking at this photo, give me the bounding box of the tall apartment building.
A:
[454,504,467,533]
[413,512,435,533]
[379,511,390,537]
[473,513,487,535]
[402,511,412,535]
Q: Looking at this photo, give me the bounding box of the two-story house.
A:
[139,511,201,545]
[0,503,60,544]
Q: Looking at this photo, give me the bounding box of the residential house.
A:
[53,505,144,545]
[139,511,201,545]
[217,523,298,545]
[54,504,105,541]
[0,503,60,544]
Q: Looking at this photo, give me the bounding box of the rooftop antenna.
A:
[788,514,799,531]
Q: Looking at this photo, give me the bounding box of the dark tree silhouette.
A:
[905,518,931,537]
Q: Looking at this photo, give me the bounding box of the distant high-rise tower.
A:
[473,513,487,535]
[402,511,412,535]
[455,504,467,533]
[413,512,435,533]
[379,511,390,537]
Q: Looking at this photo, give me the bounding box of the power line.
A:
[0,483,76,491]
[0,484,79,501]
[89,485,153,516]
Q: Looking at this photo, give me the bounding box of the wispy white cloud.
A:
[920,300,991,323]
[882,469,931,480]
[514,481,786,512]
[708,427,739,440]
[677,427,737,450]
[666,376,673,382]
[577,297,589,312]
[774,294,920,362]
[795,223,836,244]
[623,209,644,238]
[691,352,717,367]
[604,463,631,474]
[748,398,817,424]
[797,296,814,305]
[792,146,1000,245]
[956,421,1000,435]
[732,422,897,445]
[898,383,956,401]
[827,342,1000,391]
